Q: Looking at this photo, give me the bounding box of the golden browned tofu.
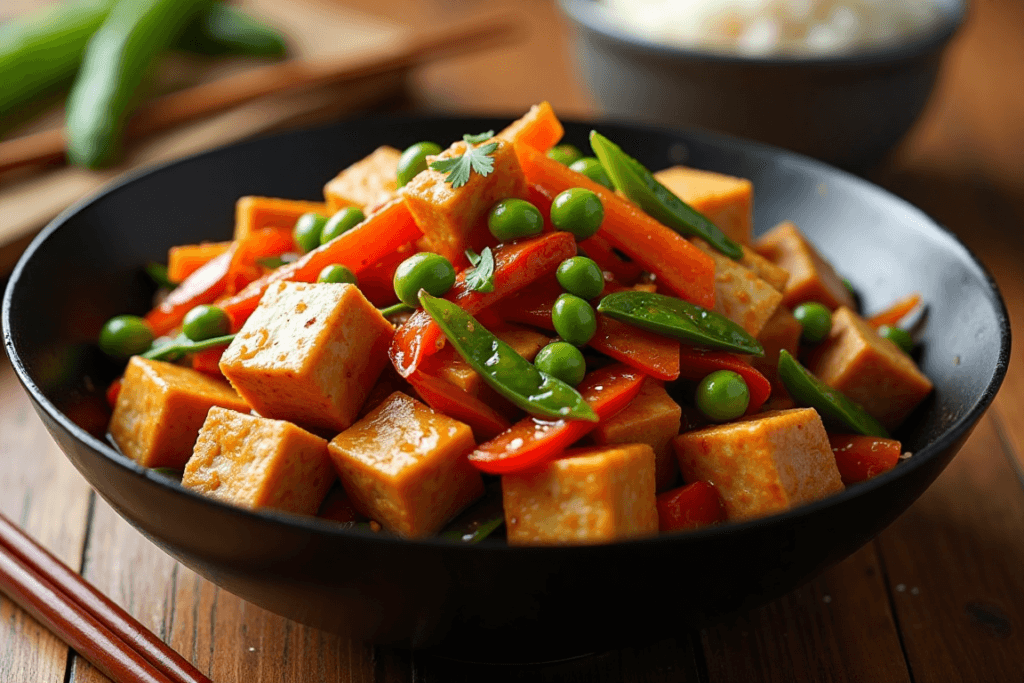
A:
[692,238,782,337]
[183,407,335,515]
[749,305,803,393]
[754,222,856,310]
[323,146,402,213]
[109,357,250,469]
[673,408,843,521]
[592,379,682,492]
[808,307,933,431]
[737,245,790,293]
[219,282,393,433]
[400,137,528,263]
[328,392,484,538]
[502,444,659,546]
[654,165,754,245]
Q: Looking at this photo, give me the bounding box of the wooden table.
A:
[3,0,1024,680]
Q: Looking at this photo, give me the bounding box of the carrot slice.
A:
[234,196,328,240]
[191,346,228,377]
[517,145,715,308]
[579,233,643,283]
[224,226,296,295]
[867,293,921,329]
[677,347,771,415]
[468,364,645,475]
[657,482,726,532]
[167,242,231,283]
[496,101,564,153]
[145,249,234,336]
[406,371,512,441]
[828,434,902,484]
[220,198,420,330]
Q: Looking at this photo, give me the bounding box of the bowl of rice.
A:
[559,0,966,170]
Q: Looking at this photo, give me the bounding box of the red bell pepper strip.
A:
[579,234,643,284]
[220,198,420,330]
[468,364,645,475]
[828,434,902,485]
[389,231,577,378]
[406,371,512,441]
[190,345,229,377]
[355,242,415,308]
[657,481,727,532]
[677,347,771,415]
[517,144,715,309]
[105,378,122,409]
[867,293,921,329]
[145,248,234,337]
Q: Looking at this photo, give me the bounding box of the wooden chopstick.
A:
[0,14,522,174]
[0,512,212,683]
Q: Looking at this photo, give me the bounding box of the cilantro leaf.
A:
[465,248,482,267]
[429,137,499,189]
[464,246,495,293]
[463,130,495,144]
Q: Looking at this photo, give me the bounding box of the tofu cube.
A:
[673,408,844,521]
[754,221,856,311]
[502,444,659,545]
[400,138,528,263]
[654,165,754,245]
[592,379,682,492]
[328,392,484,538]
[109,357,250,469]
[737,245,790,293]
[809,307,933,430]
[183,407,335,515]
[219,281,393,433]
[692,238,783,337]
[323,146,402,213]
[749,305,803,394]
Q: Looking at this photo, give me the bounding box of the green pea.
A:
[695,370,750,422]
[397,141,443,187]
[320,207,365,245]
[534,341,587,386]
[552,293,597,347]
[878,325,914,354]
[182,305,231,342]
[550,187,604,240]
[317,264,358,285]
[569,157,613,189]
[793,302,833,344]
[99,314,154,359]
[393,252,456,307]
[293,212,328,253]
[556,256,604,300]
[546,144,583,166]
[487,198,544,242]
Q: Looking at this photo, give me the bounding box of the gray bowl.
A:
[560,0,966,170]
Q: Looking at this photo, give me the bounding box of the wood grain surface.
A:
[2,0,1024,681]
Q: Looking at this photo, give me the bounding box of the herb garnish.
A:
[145,262,176,289]
[464,247,495,293]
[429,131,498,189]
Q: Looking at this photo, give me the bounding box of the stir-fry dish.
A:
[99,104,933,545]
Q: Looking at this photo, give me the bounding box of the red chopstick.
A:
[0,512,212,683]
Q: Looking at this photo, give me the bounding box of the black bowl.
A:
[2,116,1009,661]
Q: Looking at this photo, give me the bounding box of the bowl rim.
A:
[2,112,1010,554]
[558,0,968,68]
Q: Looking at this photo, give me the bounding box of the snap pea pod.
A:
[419,292,598,422]
[440,488,505,544]
[589,131,743,260]
[778,350,889,438]
[142,333,235,362]
[65,0,215,168]
[597,291,763,356]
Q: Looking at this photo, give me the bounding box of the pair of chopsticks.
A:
[0,511,210,683]
[0,14,523,174]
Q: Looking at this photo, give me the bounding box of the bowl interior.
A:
[1,116,1010,656]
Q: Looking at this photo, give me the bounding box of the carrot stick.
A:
[867,293,921,329]
[234,196,328,240]
[167,242,231,283]
[496,101,564,152]
[145,249,234,336]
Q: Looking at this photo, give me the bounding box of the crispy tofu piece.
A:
[692,238,783,337]
[737,245,790,293]
[323,146,402,213]
[109,357,250,469]
[654,165,754,245]
[592,379,682,492]
[809,307,933,430]
[749,305,803,393]
[400,138,528,263]
[219,281,393,433]
[183,407,335,515]
[673,408,843,521]
[502,444,659,546]
[754,221,855,310]
[328,392,484,538]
